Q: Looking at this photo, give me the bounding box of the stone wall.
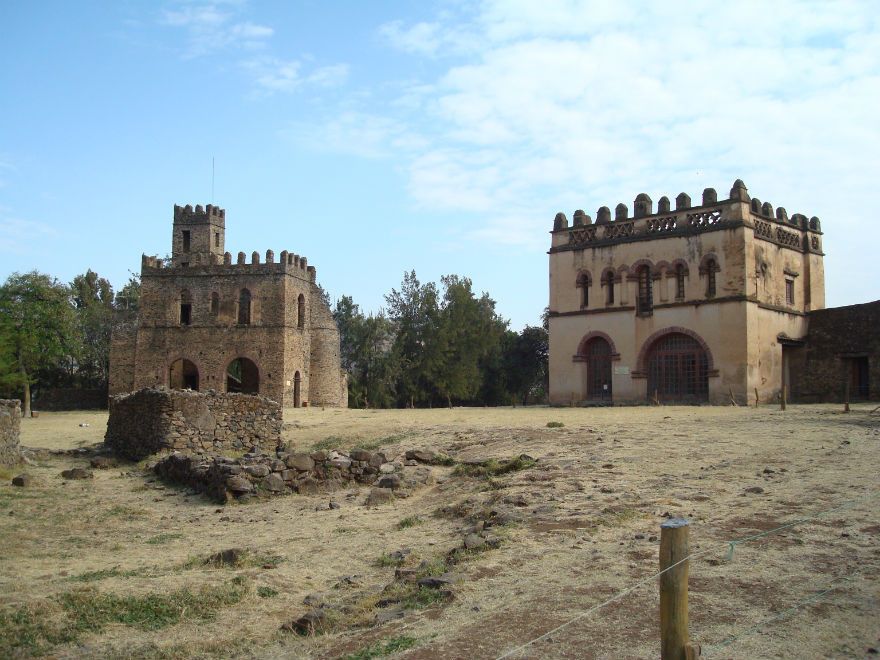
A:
[105,387,282,460]
[790,300,880,402]
[0,399,21,466]
[153,444,436,503]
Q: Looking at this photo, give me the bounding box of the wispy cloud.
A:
[243,58,348,94]
[160,1,273,57]
[0,215,59,254]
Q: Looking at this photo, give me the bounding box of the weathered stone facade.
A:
[105,387,282,461]
[789,300,880,402]
[108,204,347,408]
[548,180,826,405]
[0,399,22,466]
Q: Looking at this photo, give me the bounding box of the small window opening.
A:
[297,294,306,328]
[706,259,717,298]
[604,272,615,305]
[211,292,219,315]
[182,230,191,253]
[180,290,192,326]
[214,232,220,248]
[577,273,590,308]
[785,279,795,305]
[238,289,251,325]
[676,264,685,299]
[637,265,652,315]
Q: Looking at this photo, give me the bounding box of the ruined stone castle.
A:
[548,179,843,405]
[109,204,347,408]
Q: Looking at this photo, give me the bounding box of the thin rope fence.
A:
[491,489,880,660]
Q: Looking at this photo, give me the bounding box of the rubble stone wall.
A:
[154,445,437,503]
[0,399,21,466]
[105,387,282,461]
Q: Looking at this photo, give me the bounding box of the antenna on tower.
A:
[212,156,215,203]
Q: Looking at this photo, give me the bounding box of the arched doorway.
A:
[294,371,301,407]
[583,337,612,400]
[169,358,199,390]
[226,357,259,394]
[646,333,709,402]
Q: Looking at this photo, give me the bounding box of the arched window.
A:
[179,290,192,326]
[226,357,259,394]
[297,293,306,329]
[169,358,199,390]
[576,272,590,308]
[646,332,709,402]
[705,259,717,298]
[582,337,612,400]
[636,265,652,315]
[603,271,615,305]
[238,289,251,325]
[675,264,686,299]
[210,292,219,316]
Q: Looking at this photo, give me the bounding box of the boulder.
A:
[377,474,402,489]
[379,463,396,474]
[349,448,372,462]
[281,610,326,635]
[288,453,315,471]
[262,473,286,492]
[405,449,436,463]
[366,487,394,506]
[226,474,254,494]
[12,474,32,487]
[60,468,93,480]
[245,464,270,478]
[296,477,320,495]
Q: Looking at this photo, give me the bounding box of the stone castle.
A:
[548,179,838,405]
[109,204,347,408]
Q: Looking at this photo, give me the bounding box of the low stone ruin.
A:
[0,399,21,466]
[105,387,282,461]
[153,446,437,503]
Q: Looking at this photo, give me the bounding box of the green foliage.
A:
[546,421,564,428]
[396,515,423,529]
[146,533,182,545]
[375,552,402,567]
[113,275,140,312]
[342,635,418,660]
[0,271,78,408]
[453,455,537,478]
[0,583,245,656]
[336,272,548,408]
[257,586,278,598]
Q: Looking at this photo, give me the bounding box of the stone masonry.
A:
[108,204,347,408]
[105,387,282,461]
[0,399,21,466]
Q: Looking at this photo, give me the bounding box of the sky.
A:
[1,1,879,331]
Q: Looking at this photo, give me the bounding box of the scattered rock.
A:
[206,548,246,566]
[405,449,436,463]
[90,456,117,469]
[366,487,394,506]
[349,448,372,462]
[503,494,529,507]
[744,486,764,494]
[60,468,93,480]
[226,475,253,494]
[296,478,320,495]
[12,474,32,487]
[377,474,402,489]
[303,592,328,607]
[281,610,326,635]
[328,500,340,510]
[464,533,485,550]
[245,464,270,478]
[379,463,396,474]
[417,573,461,589]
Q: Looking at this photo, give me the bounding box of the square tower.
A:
[172,204,226,267]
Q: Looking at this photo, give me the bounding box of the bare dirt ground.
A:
[1,404,878,660]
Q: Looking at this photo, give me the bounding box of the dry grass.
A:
[0,404,878,659]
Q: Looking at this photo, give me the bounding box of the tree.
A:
[504,325,549,404]
[70,269,115,389]
[0,271,77,415]
[432,275,506,406]
[114,275,140,312]
[385,271,441,407]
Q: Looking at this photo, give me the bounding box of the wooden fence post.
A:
[660,518,699,659]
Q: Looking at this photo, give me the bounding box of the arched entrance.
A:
[645,332,709,402]
[583,337,612,400]
[294,371,301,408]
[169,358,199,390]
[226,357,259,394]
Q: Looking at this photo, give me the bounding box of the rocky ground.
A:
[0,404,878,659]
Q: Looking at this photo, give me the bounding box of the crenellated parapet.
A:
[142,247,317,280]
[173,203,225,223]
[551,179,823,255]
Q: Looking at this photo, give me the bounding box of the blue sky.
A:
[2,1,879,330]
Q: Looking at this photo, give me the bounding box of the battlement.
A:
[551,179,822,254]
[142,249,317,281]
[173,204,225,224]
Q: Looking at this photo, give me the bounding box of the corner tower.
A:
[171,204,226,267]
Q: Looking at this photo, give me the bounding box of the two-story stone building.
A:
[548,180,825,405]
[109,204,347,408]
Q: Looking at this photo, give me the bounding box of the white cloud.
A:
[161,1,273,56]
[0,215,58,254]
